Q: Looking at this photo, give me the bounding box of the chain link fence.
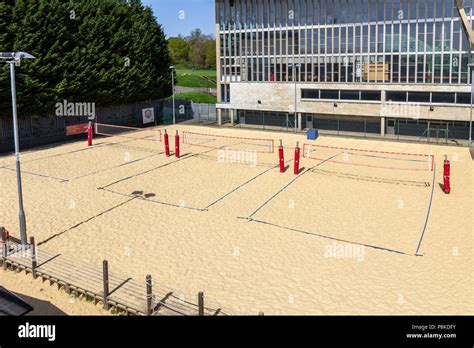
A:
[0,100,216,152]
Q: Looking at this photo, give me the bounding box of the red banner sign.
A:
[66,123,89,136]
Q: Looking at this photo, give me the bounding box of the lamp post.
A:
[469,63,474,147]
[170,65,176,125]
[0,52,35,245]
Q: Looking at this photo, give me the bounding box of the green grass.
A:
[176,69,217,88]
[171,92,217,104]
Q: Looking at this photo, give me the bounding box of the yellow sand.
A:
[0,124,472,315]
[1,269,109,315]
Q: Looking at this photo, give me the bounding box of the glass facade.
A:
[217,0,474,102]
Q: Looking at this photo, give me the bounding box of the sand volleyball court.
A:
[1,124,472,315]
[244,144,436,255]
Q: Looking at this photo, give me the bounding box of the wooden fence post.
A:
[30,237,37,279]
[102,260,109,310]
[146,275,153,316]
[198,291,204,316]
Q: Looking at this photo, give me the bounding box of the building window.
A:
[340,90,360,100]
[386,91,407,102]
[360,90,381,101]
[302,88,382,102]
[456,93,472,104]
[217,0,473,85]
[302,89,320,99]
[408,92,431,103]
[320,90,340,100]
[431,92,455,104]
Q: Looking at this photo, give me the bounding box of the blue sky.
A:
[142,0,215,38]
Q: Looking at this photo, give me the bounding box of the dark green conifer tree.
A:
[0,0,173,117]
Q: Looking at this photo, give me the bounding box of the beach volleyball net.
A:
[95,123,162,143]
[303,143,434,172]
[182,131,274,153]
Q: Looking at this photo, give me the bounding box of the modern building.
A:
[215,0,474,143]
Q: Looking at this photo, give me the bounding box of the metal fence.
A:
[0,100,216,152]
[234,110,471,145]
[159,101,216,125]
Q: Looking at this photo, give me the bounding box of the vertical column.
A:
[216,0,222,103]
[230,109,235,126]
[102,260,110,310]
[198,291,205,316]
[30,236,37,279]
[146,274,153,315]
[217,108,223,126]
[381,89,386,136]
[1,227,7,270]
[297,112,302,131]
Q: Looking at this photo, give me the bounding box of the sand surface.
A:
[1,269,109,315]
[0,124,472,315]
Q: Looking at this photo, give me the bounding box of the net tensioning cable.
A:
[182,131,274,153]
[303,143,434,171]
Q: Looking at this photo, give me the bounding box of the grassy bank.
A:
[176,69,217,88]
[169,92,217,104]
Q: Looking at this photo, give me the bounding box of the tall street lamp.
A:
[0,51,36,245]
[170,65,176,125]
[469,63,474,147]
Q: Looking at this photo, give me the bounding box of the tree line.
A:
[168,29,216,70]
[0,0,173,118]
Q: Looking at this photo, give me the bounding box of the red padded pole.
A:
[294,142,300,175]
[278,140,284,173]
[443,159,451,194]
[175,130,180,158]
[164,130,170,157]
[87,121,93,146]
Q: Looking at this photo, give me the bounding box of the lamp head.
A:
[14,52,35,60]
[0,52,35,62]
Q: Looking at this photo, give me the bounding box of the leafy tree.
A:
[168,36,190,65]
[188,29,208,68]
[0,0,173,118]
[166,28,216,70]
[205,40,216,69]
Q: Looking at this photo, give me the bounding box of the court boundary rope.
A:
[100,145,290,212]
[205,158,293,209]
[246,152,344,219]
[73,152,162,180]
[99,187,208,212]
[240,151,433,256]
[0,166,69,183]
[415,162,437,256]
[241,217,410,256]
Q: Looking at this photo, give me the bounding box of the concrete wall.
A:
[222,82,472,122]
